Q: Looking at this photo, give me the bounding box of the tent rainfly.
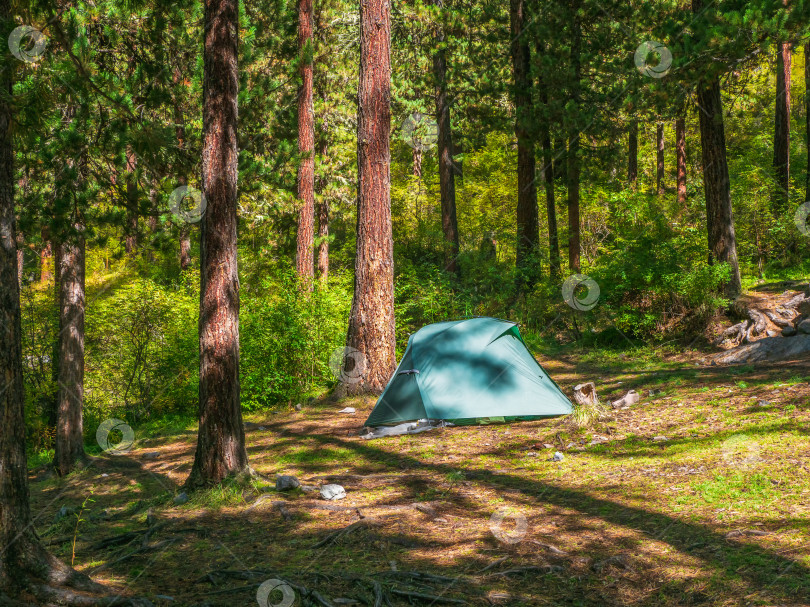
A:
[364,317,573,427]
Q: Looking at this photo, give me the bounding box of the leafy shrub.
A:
[240,269,351,409]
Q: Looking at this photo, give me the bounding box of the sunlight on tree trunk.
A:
[344,0,396,395]
[296,0,315,289]
[186,0,248,488]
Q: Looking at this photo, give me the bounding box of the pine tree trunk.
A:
[174,66,193,271]
[510,0,539,287]
[186,0,248,488]
[54,229,86,476]
[344,0,396,395]
[628,119,638,184]
[772,40,791,214]
[554,137,566,183]
[295,0,315,288]
[316,195,329,284]
[0,25,41,587]
[567,1,582,274]
[125,146,138,255]
[536,52,560,281]
[656,122,665,195]
[40,234,52,284]
[16,234,22,287]
[805,43,810,203]
[434,0,459,276]
[412,147,422,178]
[676,116,687,205]
[695,75,742,297]
[1,5,108,596]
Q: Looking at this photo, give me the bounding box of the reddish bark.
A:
[676,117,687,205]
[54,229,86,476]
[40,234,53,284]
[296,0,315,288]
[344,0,396,394]
[186,0,249,487]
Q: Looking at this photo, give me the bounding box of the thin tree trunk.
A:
[186,0,248,488]
[805,42,810,203]
[694,61,742,296]
[314,3,329,285]
[16,233,22,287]
[54,228,86,476]
[554,137,566,183]
[536,47,560,281]
[174,66,192,271]
[567,0,582,274]
[773,39,791,214]
[343,0,396,395]
[510,0,539,288]
[125,146,138,255]
[434,0,459,275]
[676,116,687,205]
[40,232,53,284]
[656,122,665,195]
[628,119,638,185]
[316,194,329,284]
[295,0,315,288]
[412,147,422,177]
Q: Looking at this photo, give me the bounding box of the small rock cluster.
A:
[781,297,810,337]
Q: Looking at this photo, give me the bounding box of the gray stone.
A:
[798,318,810,334]
[294,403,303,411]
[276,475,300,491]
[551,452,564,462]
[782,326,797,337]
[525,451,538,457]
[144,451,160,459]
[653,436,668,442]
[320,484,347,500]
[173,492,189,505]
[714,334,810,364]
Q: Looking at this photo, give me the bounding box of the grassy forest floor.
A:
[27,342,810,607]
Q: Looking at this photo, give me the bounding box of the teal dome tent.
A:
[365,317,573,427]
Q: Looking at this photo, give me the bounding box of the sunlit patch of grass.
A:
[691,473,780,510]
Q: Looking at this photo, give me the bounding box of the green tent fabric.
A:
[365,317,572,427]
